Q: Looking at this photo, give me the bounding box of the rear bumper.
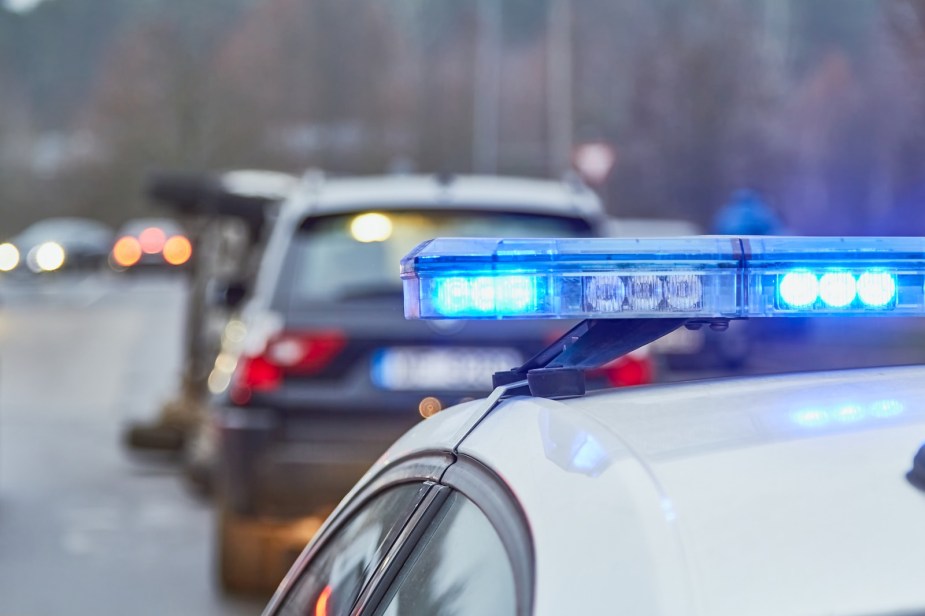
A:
[215,405,418,518]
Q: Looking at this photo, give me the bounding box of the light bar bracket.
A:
[493,317,707,398]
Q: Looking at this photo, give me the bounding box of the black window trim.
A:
[264,450,535,616]
[440,453,535,616]
[354,453,535,616]
[262,451,455,616]
[351,484,452,615]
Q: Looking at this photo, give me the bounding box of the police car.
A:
[261,236,925,615]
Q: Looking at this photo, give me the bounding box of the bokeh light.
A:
[139,227,167,254]
[350,213,393,243]
[163,235,192,265]
[33,242,66,272]
[112,236,142,267]
[0,242,20,272]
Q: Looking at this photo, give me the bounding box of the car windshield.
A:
[285,209,593,305]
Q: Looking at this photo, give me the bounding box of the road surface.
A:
[0,273,264,616]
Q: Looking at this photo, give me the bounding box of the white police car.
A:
[262,236,925,615]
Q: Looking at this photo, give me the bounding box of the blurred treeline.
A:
[1,0,924,236]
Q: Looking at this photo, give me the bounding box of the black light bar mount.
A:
[492,317,733,398]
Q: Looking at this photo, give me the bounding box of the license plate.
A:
[372,347,523,391]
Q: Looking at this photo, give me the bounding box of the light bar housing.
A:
[401,237,925,319]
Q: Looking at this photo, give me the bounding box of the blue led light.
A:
[857,271,896,307]
[433,275,537,316]
[779,271,819,307]
[500,275,536,312]
[778,270,897,310]
[819,272,857,308]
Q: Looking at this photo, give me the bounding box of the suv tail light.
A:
[230,330,346,404]
[592,350,654,387]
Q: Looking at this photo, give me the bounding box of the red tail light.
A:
[112,236,142,267]
[545,328,653,388]
[163,235,192,265]
[595,353,653,387]
[230,330,346,404]
[139,227,167,254]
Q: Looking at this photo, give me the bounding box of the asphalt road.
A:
[0,273,264,616]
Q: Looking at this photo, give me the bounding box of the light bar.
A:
[401,237,925,319]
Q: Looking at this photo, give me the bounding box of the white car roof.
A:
[286,174,604,221]
[379,364,925,615]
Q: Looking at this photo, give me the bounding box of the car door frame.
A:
[262,451,455,615]
[264,450,535,616]
[353,452,535,616]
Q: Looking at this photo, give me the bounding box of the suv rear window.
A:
[282,210,593,306]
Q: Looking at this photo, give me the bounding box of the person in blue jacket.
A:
[713,189,783,235]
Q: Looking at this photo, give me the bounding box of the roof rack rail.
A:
[299,168,326,193]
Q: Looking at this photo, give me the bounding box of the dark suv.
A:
[208,174,624,592]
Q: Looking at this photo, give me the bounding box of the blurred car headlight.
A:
[29,241,66,272]
[0,242,19,272]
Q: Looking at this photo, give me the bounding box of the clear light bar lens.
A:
[664,274,703,311]
[403,237,925,319]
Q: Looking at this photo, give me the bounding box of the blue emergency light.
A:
[401,237,925,319]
